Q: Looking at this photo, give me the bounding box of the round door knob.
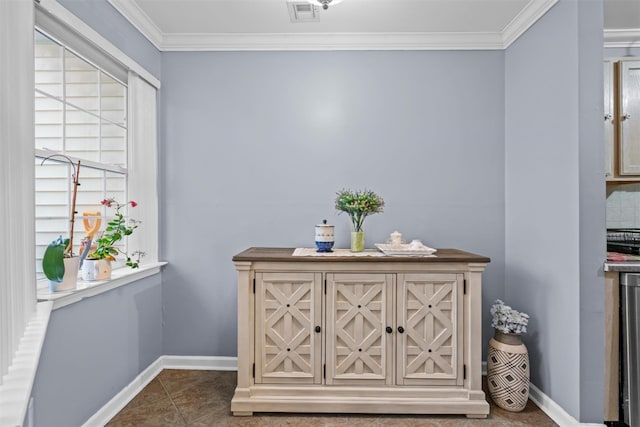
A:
[386,326,393,334]
[315,326,321,333]
[623,113,632,121]
[398,326,405,333]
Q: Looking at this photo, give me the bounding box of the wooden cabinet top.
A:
[233,247,490,264]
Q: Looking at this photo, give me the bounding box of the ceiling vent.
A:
[287,1,320,23]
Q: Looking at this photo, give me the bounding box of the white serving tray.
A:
[375,243,437,256]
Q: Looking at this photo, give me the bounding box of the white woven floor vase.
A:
[487,330,530,412]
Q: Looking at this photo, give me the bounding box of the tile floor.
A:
[106,370,558,426]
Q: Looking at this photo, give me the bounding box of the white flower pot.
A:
[48,257,79,292]
[81,259,112,281]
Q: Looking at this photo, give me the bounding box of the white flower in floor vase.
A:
[486,299,530,412]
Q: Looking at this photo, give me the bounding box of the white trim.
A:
[484,361,605,427]
[159,31,506,52]
[82,355,164,427]
[37,262,167,310]
[604,29,640,48]
[161,355,238,371]
[107,0,558,51]
[528,383,605,427]
[84,355,238,427]
[0,302,53,427]
[501,0,559,48]
[36,0,160,88]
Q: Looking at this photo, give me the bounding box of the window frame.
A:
[34,0,161,307]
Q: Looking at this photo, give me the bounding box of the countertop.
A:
[233,247,490,263]
[605,252,640,272]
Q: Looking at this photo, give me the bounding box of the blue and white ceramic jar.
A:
[315,220,334,252]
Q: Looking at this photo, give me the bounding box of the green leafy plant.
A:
[41,156,81,283]
[88,198,140,268]
[335,189,385,232]
[42,236,70,282]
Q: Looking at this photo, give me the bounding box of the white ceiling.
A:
[107,0,640,51]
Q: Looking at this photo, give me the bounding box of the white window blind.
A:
[34,30,129,277]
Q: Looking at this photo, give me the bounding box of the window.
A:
[32,1,160,290]
[34,30,130,278]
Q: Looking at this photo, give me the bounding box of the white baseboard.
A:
[483,360,604,427]
[162,355,238,371]
[87,357,605,427]
[82,355,238,427]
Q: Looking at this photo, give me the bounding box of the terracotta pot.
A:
[487,330,530,412]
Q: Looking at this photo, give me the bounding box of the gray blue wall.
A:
[505,0,605,422]
[160,50,507,356]
[32,275,163,426]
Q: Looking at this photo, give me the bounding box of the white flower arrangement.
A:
[490,299,529,335]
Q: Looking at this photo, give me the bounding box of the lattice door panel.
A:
[255,272,322,384]
[326,273,393,385]
[397,273,463,386]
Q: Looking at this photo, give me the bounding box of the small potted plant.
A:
[335,189,384,252]
[81,198,140,281]
[487,299,530,412]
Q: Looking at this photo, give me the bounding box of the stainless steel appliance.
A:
[621,273,640,427]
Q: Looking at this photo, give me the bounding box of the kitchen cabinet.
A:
[231,247,490,418]
[606,60,640,181]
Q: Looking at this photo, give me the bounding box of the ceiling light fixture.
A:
[311,0,343,10]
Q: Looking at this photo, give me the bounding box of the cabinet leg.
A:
[466,414,488,419]
[233,411,253,417]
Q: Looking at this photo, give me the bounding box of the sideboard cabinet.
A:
[231,247,490,418]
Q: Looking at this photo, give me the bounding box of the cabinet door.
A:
[255,272,322,384]
[620,61,640,175]
[326,273,394,385]
[397,273,464,386]
[605,60,615,179]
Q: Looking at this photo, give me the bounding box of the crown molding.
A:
[604,29,640,48]
[501,0,558,48]
[108,0,163,50]
[109,0,560,51]
[160,32,505,51]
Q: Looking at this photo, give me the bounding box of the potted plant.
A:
[42,157,81,292]
[335,189,384,252]
[81,198,140,281]
[487,299,530,412]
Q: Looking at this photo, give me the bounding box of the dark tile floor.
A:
[106,370,557,426]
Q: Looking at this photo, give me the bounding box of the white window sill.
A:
[37,261,167,310]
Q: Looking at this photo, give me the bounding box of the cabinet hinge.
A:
[253,278,256,294]
[463,279,467,295]
[463,364,466,380]
[323,364,326,379]
[252,363,255,378]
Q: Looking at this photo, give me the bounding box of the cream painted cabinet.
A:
[605,60,640,180]
[232,248,490,418]
[619,61,640,175]
[605,60,615,179]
